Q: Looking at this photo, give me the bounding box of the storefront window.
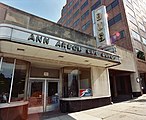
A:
[11,60,27,102]
[0,57,28,103]
[63,67,91,98]
[0,58,14,103]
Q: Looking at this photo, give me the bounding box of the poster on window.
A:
[80,88,92,97]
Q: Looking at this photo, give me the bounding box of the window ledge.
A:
[0,101,28,109]
[60,96,110,101]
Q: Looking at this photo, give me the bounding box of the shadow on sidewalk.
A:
[28,111,76,120]
[129,99,146,103]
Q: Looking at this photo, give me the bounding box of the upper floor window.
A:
[106,0,119,12]
[131,30,141,41]
[67,9,73,16]
[127,0,132,3]
[68,1,73,8]
[66,17,72,25]
[108,13,122,27]
[126,6,135,17]
[143,17,146,23]
[81,0,88,10]
[91,0,101,11]
[129,22,138,32]
[73,1,79,9]
[136,49,145,61]
[81,10,89,20]
[127,13,137,25]
[73,19,80,27]
[110,30,125,43]
[82,21,90,31]
[73,9,79,18]
[142,37,146,45]
[138,22,145,31]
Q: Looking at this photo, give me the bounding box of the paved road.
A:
[29,94,146,120]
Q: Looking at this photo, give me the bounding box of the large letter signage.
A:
[92,6,111,47]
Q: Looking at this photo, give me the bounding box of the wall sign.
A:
[0,24,120,63]
[92,5,111,47]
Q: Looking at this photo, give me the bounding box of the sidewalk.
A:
[28,94,146,120]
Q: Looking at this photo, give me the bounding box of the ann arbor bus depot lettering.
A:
[27,33,116,61]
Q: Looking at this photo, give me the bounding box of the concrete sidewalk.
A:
[28,94,146,120]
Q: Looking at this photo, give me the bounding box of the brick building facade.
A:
[58,0,146,97]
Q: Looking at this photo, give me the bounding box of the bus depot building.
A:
[0,3,141,120]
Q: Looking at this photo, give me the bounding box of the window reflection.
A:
[11,60,27,102]
[63,67,91,98]
[0,58,14,103]
[68,70,79,97]
[0,57,28,103]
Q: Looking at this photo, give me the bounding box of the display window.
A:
[0,57,28,103]
[62,67,91,98]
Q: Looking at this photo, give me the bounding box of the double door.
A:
[28,78,59,114]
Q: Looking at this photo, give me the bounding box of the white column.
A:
[130,72,141,93]
[91,66,111,97]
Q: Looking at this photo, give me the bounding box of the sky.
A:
[0,0,66,23]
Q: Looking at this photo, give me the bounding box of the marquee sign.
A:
[0,24,120,63]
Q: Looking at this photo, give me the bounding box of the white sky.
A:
[0,0,66,22]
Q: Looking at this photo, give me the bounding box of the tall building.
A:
[58,0,146,98]
[0,2,144,117]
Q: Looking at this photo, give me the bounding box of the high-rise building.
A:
[58,0,146,97]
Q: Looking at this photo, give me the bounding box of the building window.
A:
[114,13,122,23]
[66,17,72,25]
[108,13,122,27]
[73,9,79,18]
[142,37,146,45]
[82,21,90,31]
[127,14,137,25]
[81,0,88,10]
[127,0,132,3]
[112,0,119,8]
[138,22,145,31]
[106,5,112,12]
[129,22,138,32]
[67,9,73,16]
[68,1,73,8]
[91,0,101,11]
[81,10,89,20]
[126,6,135,17]
[136,49,145,61]
[11,60,27,102]
[110,30,125,43]
[120,30,125,39]
[0,57,27,103]
[131,30,141,41]
[143,17,146,22]
[106,0,119,12]
[73,1,79,9]
[73,19,80,27]
[63,67,91,97]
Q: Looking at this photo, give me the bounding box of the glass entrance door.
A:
[46,82,59,111]
[28,81,44,113]
[28,79,59,114]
